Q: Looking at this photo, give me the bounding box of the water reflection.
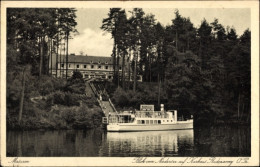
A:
[101,130,194,156]
[6,126,250,157]
[193,126,251,156]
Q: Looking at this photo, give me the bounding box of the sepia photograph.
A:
[0,0,259,166]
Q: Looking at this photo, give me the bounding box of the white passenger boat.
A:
[103,104,193,132]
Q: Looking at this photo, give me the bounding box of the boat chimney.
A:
[160,104,164,112]
[174,110,177,122]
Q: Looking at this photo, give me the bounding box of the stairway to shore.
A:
[86,80,117,116]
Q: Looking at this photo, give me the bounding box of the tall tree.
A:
[197,19,212,70]
[165,44,201,117]
[128,8,145,91]
[101,8,123,85]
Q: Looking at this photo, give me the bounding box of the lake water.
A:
[7,126,250,157]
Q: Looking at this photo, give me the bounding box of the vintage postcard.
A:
[0,0,259,166]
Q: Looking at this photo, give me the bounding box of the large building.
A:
[49,54,142,81]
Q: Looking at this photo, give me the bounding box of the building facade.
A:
[49,54,142,81]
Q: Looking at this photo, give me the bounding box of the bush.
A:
[53,91,65,105]
[64,93,80,106]
[112,87,130,108]
[65,81,86,94]
[60,104,104,129]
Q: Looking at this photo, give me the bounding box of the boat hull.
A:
[107,122,193,132]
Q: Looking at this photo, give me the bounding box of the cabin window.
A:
[158,120,161,124]
[150,120,153,124]
[145,120,149,124]
[141,120,145,124]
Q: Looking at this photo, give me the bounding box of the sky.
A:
[69,8,251,57]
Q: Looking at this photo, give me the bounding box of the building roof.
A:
[49,54,127,69]
[67,55,113,64]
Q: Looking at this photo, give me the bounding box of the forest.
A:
[101,8,251,125]
[7,8,104,130]
[6,8,251,130]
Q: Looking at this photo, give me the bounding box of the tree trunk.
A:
[50,39,53,76]
[122,52,125,90]
[59,37,62,77]
[112,44,116,84]
[47,38,50,75]
[133,49,137,92]
[158,73,161,107]
[56,35,59,78]
[149,53,151,82]
[63,41,65,77]
[128,48,131,90]
[66,31,69,79]
[39,37,43,78]
[117,50,120,88]
[18,67,26,125]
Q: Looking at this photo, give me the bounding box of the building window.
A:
[158,120,161,124]
[90,61,93,64]
[105,65,108,70]
[61,64,64,68]
[98,61,101,64]
[84,65,87,68]
[119,66,122,70]
[149,120,153,124]
[105,61,108,64]
[145,120,149,124]
[76,64,79,68]
[98,65,102,69]
[141,120,145,124]
[69,64,71,68]
[91,65,94,69]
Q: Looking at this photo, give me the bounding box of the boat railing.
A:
[113,111,170,119]
[107,110,173,124]
[134,112,169,119]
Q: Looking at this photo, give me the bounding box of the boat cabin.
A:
[102,104,179,124]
